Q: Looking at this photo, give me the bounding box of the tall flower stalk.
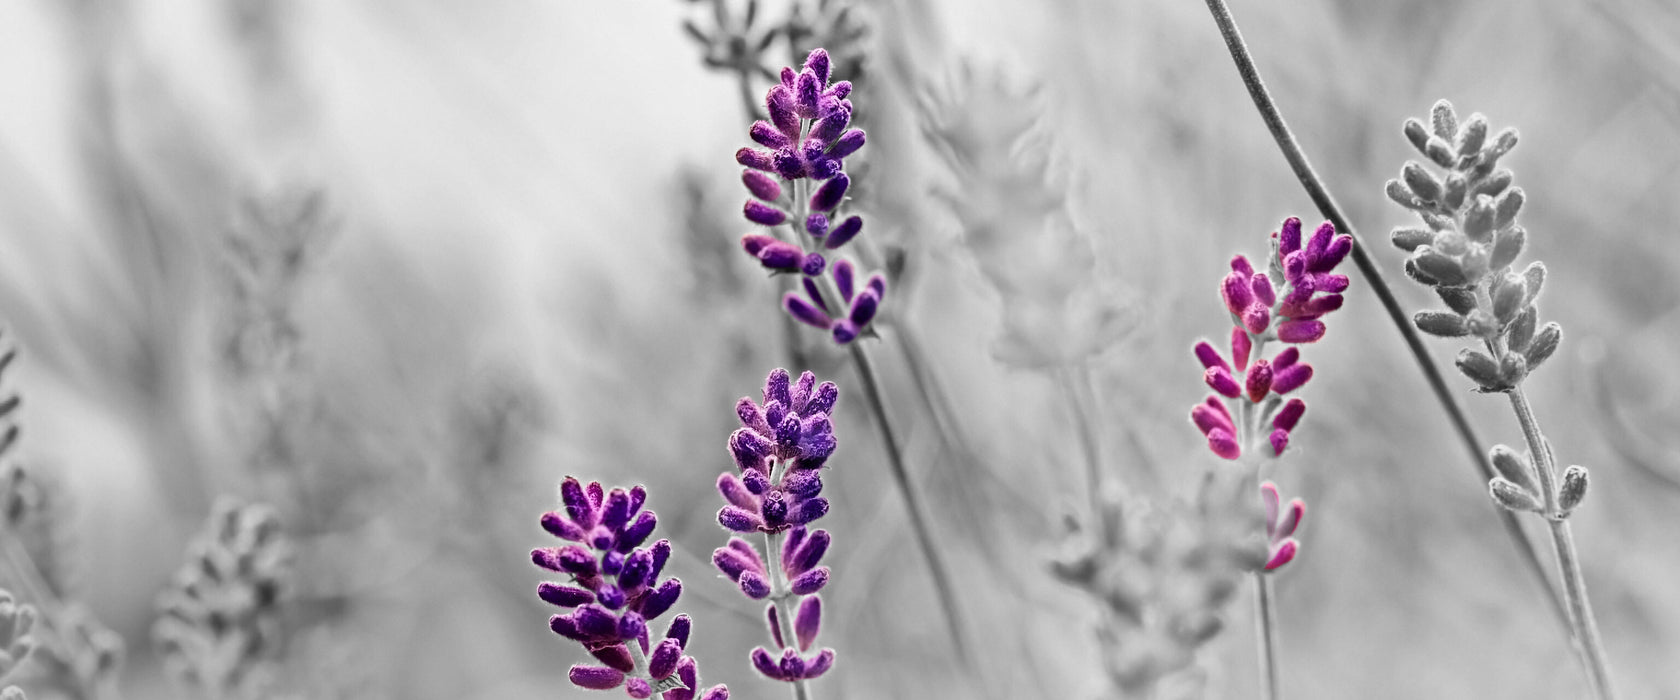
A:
[1385,99,1617,699]
[1188,217,1346,699]
[714,369,842,700]
[731,49,969,660]
[1196,0,1570,634]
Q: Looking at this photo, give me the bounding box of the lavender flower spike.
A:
[734,48,887,345]
[1188,218,1348,461]
[534,478,727,699]
[713,369,841,694]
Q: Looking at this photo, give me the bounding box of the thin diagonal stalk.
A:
[1508,388,1618,699]
[850,344,972,665]
[1199,0,1569,632]
[1252,572,1279,700]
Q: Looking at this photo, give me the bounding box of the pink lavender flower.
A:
[713,369,838,689]
[1260,482,1305,571]
[534,478,728,699]
[1191,218,1349,461]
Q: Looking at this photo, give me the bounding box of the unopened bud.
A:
[1558,465,1589,515]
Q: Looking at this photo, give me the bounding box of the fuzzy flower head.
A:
[718,369,836,534]
[1189,218,1348,461]
[712,369,839,687]
[1385,100,1559,393]
[737,49,866,250]
[534,479,728,699]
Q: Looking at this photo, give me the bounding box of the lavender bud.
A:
[574,605,618,639]
[736,148,775,172]
[789,567,830,594]
[1444,172,1468,210]
[1245,360,1273,402]
[541,511,584,541]
[718,506,764,533]
[810,174,850,212]
[1457,114,1488,155]
[751,648,780,679]
[794,596,822,651]
[569,665,626,690]
[648,638,683,679]
[1270,363,1313,394]
[561,477,595,528]
[718,472,759,511]
[1508,307,1538,353]
[739,571,772,599]
[805,649,835,679]
[1559,465,1590,514]
[1431,99,1458,140]
[1494,188,1524,229]
[1437,286,1478,315]
[1277,319,1326,343]
[766,86,799,139]
[1402,162,1441,203]
[1273,399,1307,432]
[828,129,865,160]
[1414,310,1469,337]
[602,489,632,531]
[616,612,647,644]
[783,293,835,330]
[619,550,653,591]
[538,583,595,608]
[625,678,653,698]
[750,121,790,150]
[1490,477,1542,513]
[744,201,788,227]
[595,585,625,610]
[590,644,635,673]
[801,253,827,277]
[786,529,831,576]
[1387,180,1423,210]
[1203,367,1241,399]
[824,216,863,250]
[1489,445,1538,495]
[1425,138,1455,168]
[641,580,682,619]
[1455,348,1503,391]
[767,604,786,648]
[742,170,782,201]
[666,614,691,648]
[805,213,829,238]
[1492,276,1525,324]
[1403,118,1430,154]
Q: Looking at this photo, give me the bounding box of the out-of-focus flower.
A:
[533,479,727,699]
[154,497,291,698]
[921,62,1132,368]
[1053,476,1268,695]
[712,369,838,689]
[0,589,38,683]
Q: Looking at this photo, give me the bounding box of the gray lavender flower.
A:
[0,589,38,685]
[154,497,291,698]
[713,369,838,690]
[533,478,727,699]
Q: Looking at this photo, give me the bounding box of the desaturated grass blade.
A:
[1198,0,1570,632]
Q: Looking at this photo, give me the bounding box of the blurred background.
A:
[0,0,1677,698]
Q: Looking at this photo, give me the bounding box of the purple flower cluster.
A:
[1190,218,1352,461]
[735,48,887,345]
[533,478,727,700]
[713,369,838,686]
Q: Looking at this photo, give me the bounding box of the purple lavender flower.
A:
[734,48,886,345]
[534,478,728,699]
[713,369,839,690]
[1190,218,1348,461]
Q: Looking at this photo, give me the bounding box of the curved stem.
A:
[1252,572,1279,700]
[1199,0,1569,632]
[850,344,972,666]
[1508,388,1618,700]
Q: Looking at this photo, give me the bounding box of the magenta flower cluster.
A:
[1190,218,1352,461]
[713,369,838,685]
[533,478,727,699]
[735,48,887,345]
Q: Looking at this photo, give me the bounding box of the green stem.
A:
[849,344,972,666]
[764,530,814,700]
[1252,572,1279,700]
[1199,0,1569,633]
[1508,388,1618,700]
